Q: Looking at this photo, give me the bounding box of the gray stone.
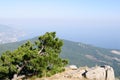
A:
[82,65,115,80]
[69,65,78,70]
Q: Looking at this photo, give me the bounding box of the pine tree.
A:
[0,32,68,79]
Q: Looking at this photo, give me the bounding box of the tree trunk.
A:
[12,74,25,80]
[38,45,44,54]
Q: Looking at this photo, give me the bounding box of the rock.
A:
[69,65,78,70]
[82,65,115,80]
[35,65,115,80]
[105,65,115,80]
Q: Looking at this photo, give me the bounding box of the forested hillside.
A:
[0,37,120,77]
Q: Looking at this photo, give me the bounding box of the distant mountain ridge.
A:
[0,24,25,44]
[0,37,120,77]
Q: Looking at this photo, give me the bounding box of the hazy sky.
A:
[0,0,120,49]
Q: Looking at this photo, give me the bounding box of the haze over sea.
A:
[0,0,120,49]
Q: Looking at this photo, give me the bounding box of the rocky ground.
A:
[33,65,115,80]
[36,67,87,80]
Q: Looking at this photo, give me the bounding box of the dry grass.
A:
[30,67,88,80]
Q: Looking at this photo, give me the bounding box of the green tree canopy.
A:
[0,32,68,80]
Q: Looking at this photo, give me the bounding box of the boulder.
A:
[105,66,115,80]
[69,65,78,70]
[82,65,115,80]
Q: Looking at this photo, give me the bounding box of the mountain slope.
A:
[0,38,120,77]
[61,40,120,77]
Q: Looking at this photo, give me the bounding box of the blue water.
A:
[19,25,120,49]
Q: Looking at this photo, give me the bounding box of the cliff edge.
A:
[39,65,115,80]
